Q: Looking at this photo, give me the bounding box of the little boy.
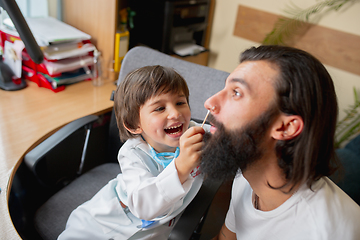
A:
[58,65,206,239]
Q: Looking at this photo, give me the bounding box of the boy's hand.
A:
[175,126,205,184]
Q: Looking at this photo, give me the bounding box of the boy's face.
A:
[137,91,191,153]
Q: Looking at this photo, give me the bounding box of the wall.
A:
[47,0,58,19]
[208,0,360,120]
[47,0,360,120]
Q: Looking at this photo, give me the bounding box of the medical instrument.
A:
[201,106,215,128]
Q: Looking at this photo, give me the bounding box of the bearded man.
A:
[200,45,360,240]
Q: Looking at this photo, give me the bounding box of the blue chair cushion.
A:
[332,148,360,205]
[345,134,360,157]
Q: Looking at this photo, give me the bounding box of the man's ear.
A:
[123,122,142,135]
[271,115,303,140]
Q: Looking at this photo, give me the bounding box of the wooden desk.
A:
[0,80,116,239]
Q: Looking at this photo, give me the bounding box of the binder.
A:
[114,30,129,72]
[0,28,95,92]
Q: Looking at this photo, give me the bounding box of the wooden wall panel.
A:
[62,0,118,80]
[234,5,360,76]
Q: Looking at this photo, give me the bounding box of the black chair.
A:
[10,46,231,240]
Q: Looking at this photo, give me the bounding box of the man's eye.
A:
[233,90,242,97]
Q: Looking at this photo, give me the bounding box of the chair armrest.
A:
[168,178,223,240]
[24,115,98,178]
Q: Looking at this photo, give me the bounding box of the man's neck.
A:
[243,155,298,211]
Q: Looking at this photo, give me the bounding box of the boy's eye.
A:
[155,106,165,112]
[177,101,187,106]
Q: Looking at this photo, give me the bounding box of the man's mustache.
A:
[205,113,220,128]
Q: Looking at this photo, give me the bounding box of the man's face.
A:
[200,60,279,180]
[204,60,279,134]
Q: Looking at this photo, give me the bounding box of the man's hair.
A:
[240,45,339,189]
[114,65,189,141]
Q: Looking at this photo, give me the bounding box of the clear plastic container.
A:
[92,49,103,86]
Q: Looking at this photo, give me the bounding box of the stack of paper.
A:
[25,17,91,46]
[43,41,95,60]
[0,16,96,91]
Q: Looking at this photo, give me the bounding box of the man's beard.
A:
[200,106,278,181]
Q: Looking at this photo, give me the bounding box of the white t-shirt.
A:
[225,175,360,240]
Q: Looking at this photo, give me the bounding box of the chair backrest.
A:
[108,47,229,162]
[117,46,229,121]
[115,47,232,239]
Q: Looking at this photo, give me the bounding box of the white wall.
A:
[47,0,58,18]
[208,0,360,120]
[48,0,360,120]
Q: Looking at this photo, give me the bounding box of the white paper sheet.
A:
[25,17,91,45]
[173,43,206,56]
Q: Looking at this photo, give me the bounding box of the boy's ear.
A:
[271,115,303,140]
[123,122,142,135]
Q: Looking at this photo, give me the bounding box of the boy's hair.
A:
[114,65,189,141]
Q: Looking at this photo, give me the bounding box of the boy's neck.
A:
[141,134,177,153]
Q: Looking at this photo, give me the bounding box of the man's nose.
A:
[204,92,221,114]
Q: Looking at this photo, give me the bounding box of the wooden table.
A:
[0,80,116,239]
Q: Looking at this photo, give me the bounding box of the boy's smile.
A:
[164,123,184,136]
[137,91,191,153]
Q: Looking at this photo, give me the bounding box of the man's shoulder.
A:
[302,177,359,207]
[298,177,360,233]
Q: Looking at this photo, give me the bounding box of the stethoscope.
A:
[149,146,180,168]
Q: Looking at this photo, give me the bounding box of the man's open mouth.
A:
[209,123,217,134]
[164,124,183,135]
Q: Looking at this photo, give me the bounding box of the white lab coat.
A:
[58,121,204,240]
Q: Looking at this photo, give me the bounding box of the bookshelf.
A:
[62,0,119,81]
[61,0,215,81]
